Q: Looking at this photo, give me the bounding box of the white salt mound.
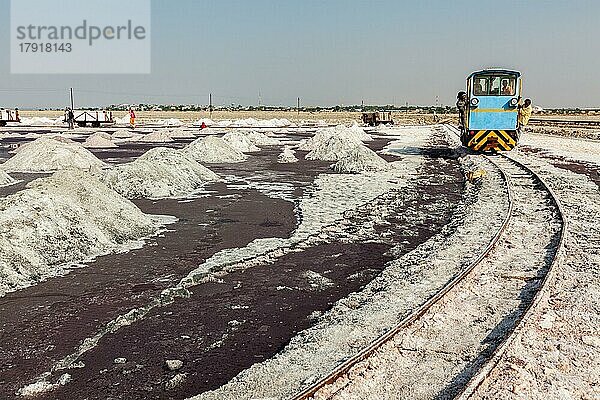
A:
[245,130,281,146]
[346,122,373,141]
[139,130,174,143]
[332,144,390,173]
[98,147,218,199]
[298,125,371,152]
[222,131,260,153]
[112,129,134,139]
[182,136,247,163]
[0,170,15,187]
[305,135,361,161]
[0,169,158,297]
[84,132,118,149]
[2,137,105,173]
[278,146,298,163]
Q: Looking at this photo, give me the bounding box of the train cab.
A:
[462,69,522,151]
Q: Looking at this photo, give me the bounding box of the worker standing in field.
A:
[65,107,75,130]
[456,91,468,130]
[129,108,136,130]
[517,98,533,136]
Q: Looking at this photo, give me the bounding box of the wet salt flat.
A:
[0,120,597,400]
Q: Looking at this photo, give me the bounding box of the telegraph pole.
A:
[69,87,75,110]
[297,97,300,116]
[209,93,213,118]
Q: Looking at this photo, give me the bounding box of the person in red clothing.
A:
[129,108,136,130]
[200,121,207,130]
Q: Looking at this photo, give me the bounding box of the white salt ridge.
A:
[139,130,174,143]
[182,136,247,163]
[98,147,218,199]
[223,131,261,153]
[18,373,72,396]
[278,146,298,163]
[0,169,159,297]
[84,132,118,149]
[1,137,106,173]
[332,145,390,173]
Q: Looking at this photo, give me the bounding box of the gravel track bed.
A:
[466,151,600,400]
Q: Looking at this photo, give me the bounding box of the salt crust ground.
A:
[0,169,161,298]
[24,126,432,394]
[468,151,600,400]
[325,154,561,400]
[189,130,509,400]
[1,137,106,173]
[182,136,247,163]
[520,132,600,166]
[97,147,218,199]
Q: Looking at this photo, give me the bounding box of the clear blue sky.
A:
[0,0,598,108]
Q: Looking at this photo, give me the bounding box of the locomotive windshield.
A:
[472,74,517,96]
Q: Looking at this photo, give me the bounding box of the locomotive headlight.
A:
[470,98,479,106]
[509,98,519,107]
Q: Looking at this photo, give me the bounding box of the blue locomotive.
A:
[460,69,522,151]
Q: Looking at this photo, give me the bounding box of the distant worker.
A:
[200,121,207,130]
[15,108,20,122]
[456,91,468,129]
[129,108,136,130]
[517,98,533,136]
[66,107,75,130]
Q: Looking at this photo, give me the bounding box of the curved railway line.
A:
[291,125,566,400]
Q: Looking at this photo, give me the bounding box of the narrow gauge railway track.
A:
[291,126,566,400]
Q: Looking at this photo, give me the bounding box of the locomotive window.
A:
[473,75,517,96]
[473,77,488,95]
